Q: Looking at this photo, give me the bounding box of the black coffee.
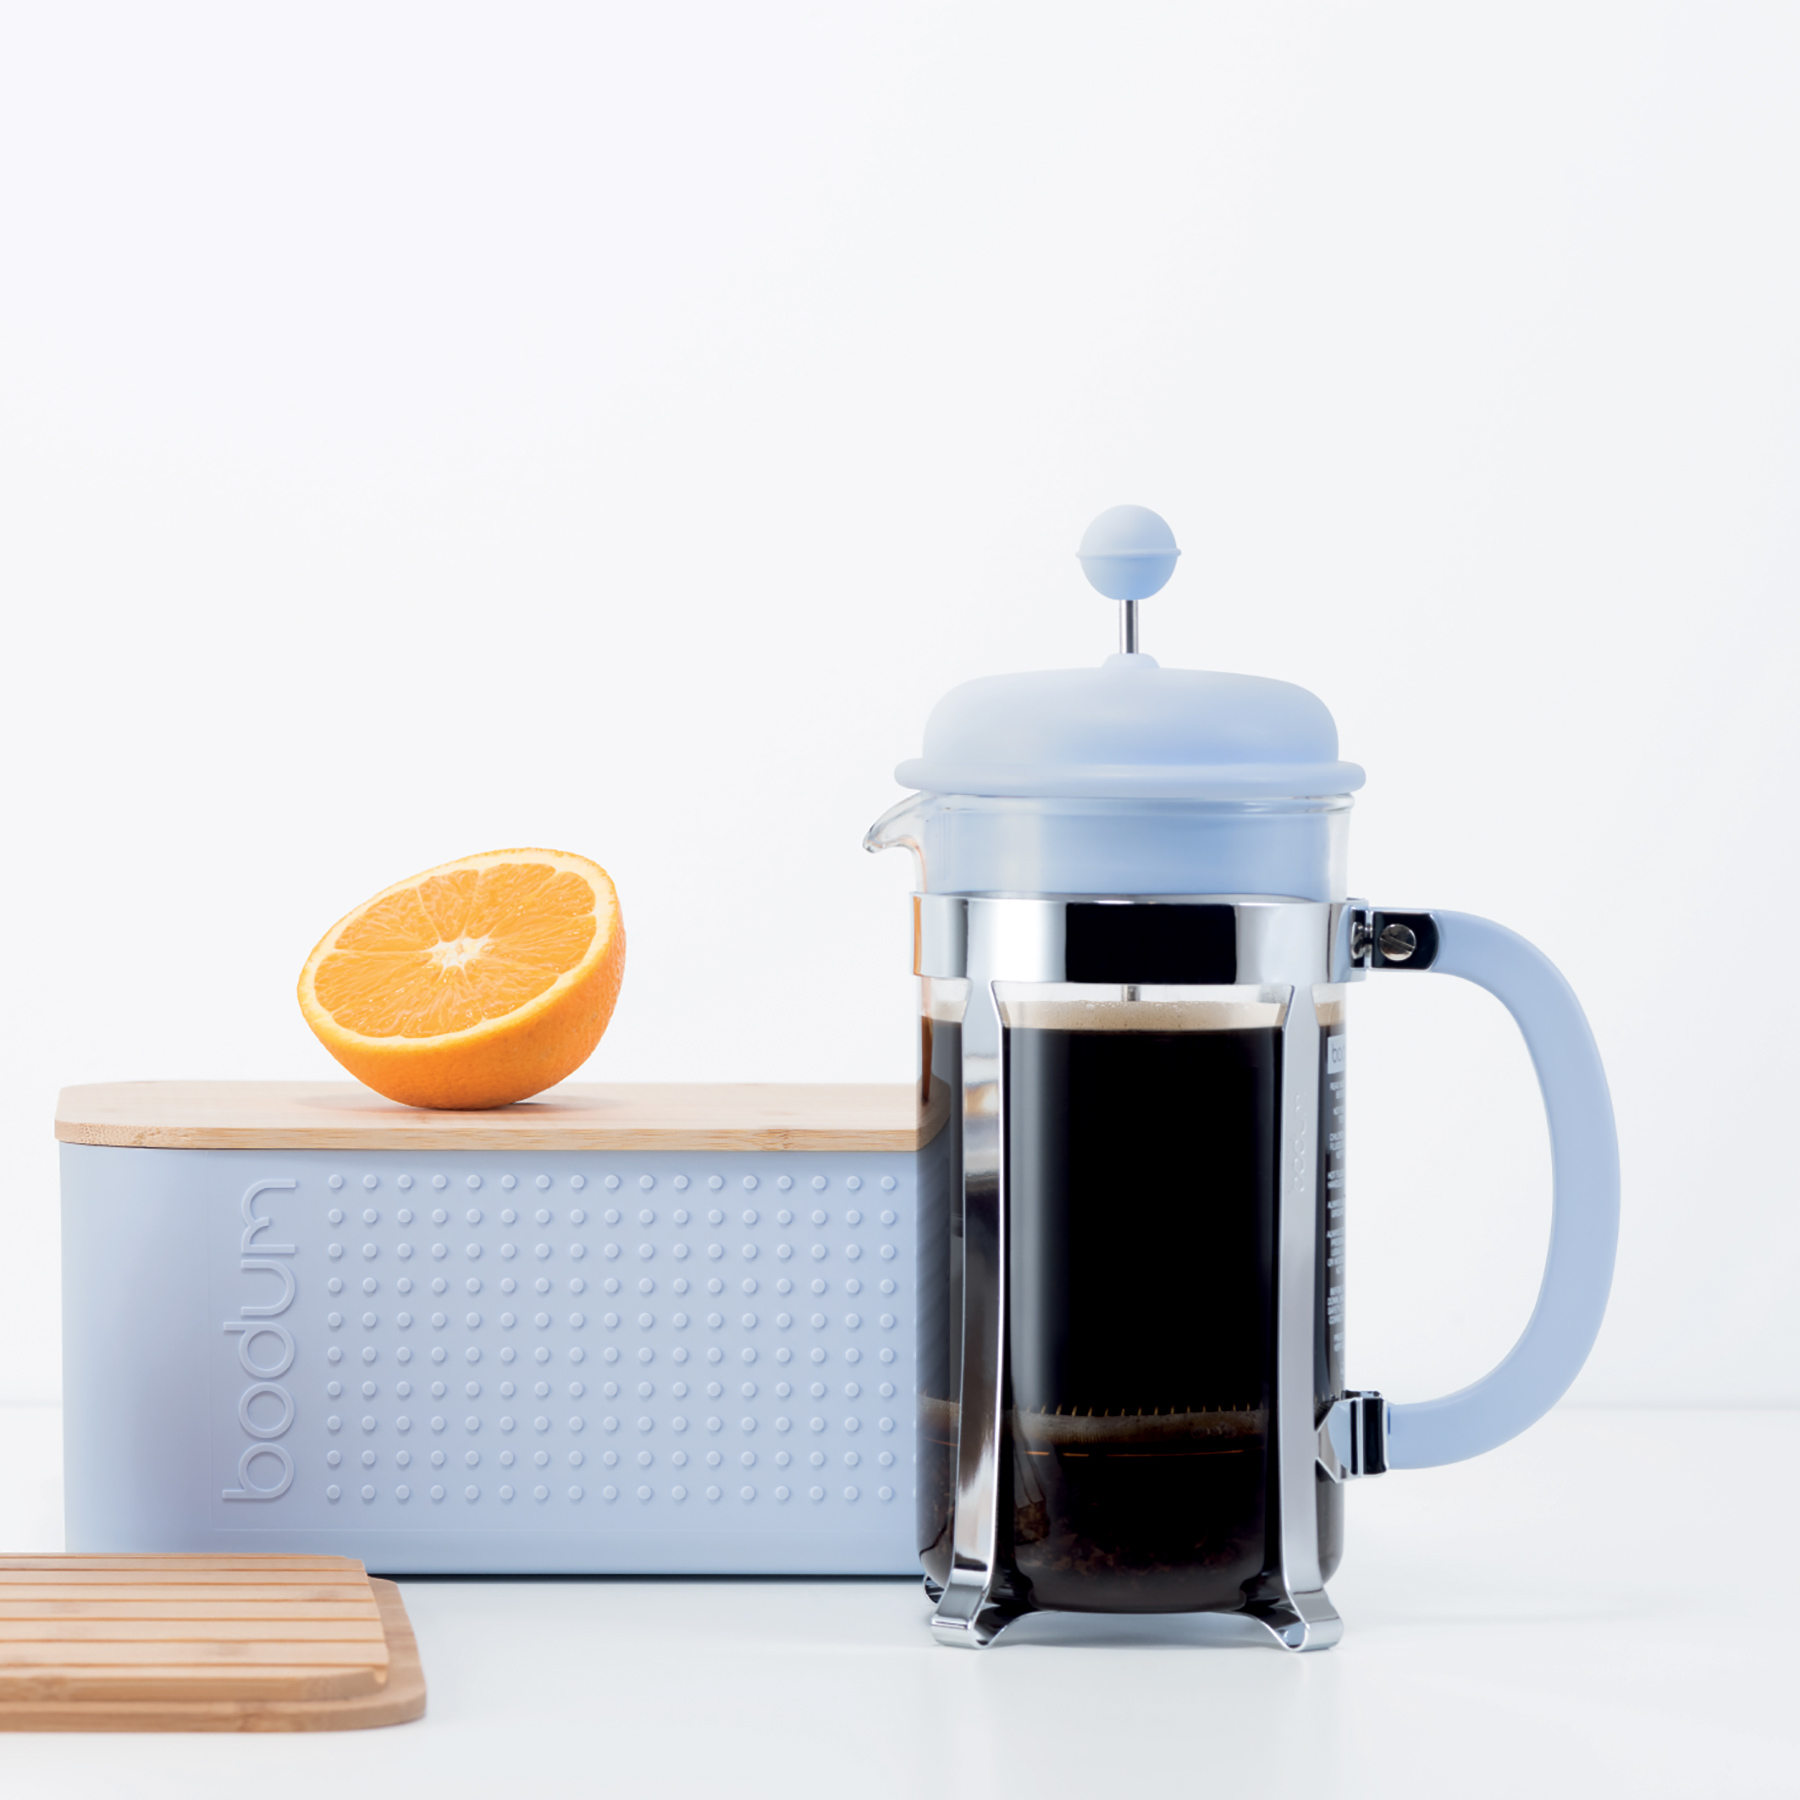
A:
[1002,1022,1280,1613]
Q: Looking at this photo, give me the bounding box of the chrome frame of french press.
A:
[914,892,1426,1652]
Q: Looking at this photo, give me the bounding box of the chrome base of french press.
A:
[1245,1590,1345,1652]
[916,895,1407,1652]
[929,1577,1029,1650]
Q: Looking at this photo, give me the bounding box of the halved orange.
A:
[298,848,625,1110]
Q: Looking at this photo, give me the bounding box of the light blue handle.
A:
[1384,911,1620,1470]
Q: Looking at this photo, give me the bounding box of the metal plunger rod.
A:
[1119,598,1140,655]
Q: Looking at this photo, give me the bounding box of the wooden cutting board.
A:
[0,1555,425,1732]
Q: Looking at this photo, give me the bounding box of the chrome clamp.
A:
[1318,1390,1390,1481]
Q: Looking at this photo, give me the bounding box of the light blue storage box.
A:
[57,1082,935,1575]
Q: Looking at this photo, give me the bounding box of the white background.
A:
[1,2,1794,1412]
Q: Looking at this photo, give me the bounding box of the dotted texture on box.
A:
[208,1154,917,1534]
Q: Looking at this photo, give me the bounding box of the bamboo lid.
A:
[55,1081,938,1153]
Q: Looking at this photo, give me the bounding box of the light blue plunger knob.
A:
[1077,504,1180,654]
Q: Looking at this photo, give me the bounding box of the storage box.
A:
[57,1082,938,1575]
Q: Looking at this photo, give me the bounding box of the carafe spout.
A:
[862,793,933,886]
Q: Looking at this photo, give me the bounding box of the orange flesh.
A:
[313,864,600,1039]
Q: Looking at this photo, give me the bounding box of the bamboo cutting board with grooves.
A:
[0,1555,425,1731]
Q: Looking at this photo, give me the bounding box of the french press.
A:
[865,507,1619,1651]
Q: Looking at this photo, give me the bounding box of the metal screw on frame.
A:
[1379,922,1418,963]
[1076,504,1181,655]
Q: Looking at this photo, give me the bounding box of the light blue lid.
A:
[896,506,1363,802]
[894,655,1363,800]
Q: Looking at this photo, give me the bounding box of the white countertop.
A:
[0,1404,1793,1798]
